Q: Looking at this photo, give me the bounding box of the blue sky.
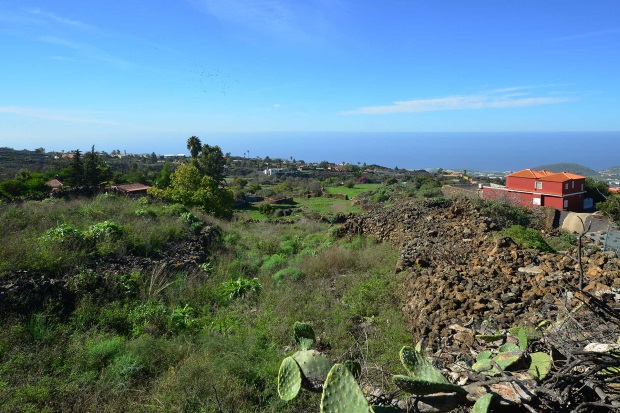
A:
[1,0,619,156]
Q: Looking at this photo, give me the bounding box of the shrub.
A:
[258,203,274,216]
[105,353,142,390]
[87,221,125,240]
[218,277,261,303]
[133,208,157,218]
[87,336,125,369]
[272,267,304,283]
[261,254,287,272]
[476,199,530,229]
[503,225,554,252]
[128,300,168,337]
[42,223,85,244]
[168,304,197,333]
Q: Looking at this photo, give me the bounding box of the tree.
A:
[198,144,226,184]
[83,146,112,186]
[156,162,173,188]
[69,149,84,186]
[585,177,610,204]
[150,164,233,219]
[187,136,202,159]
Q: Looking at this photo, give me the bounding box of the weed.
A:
[218,277,262,303]
[272,267,304,283]
[503,225,554,252]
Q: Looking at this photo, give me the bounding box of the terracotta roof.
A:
[610,187,620,194]
[114,183,151,192]
[507,169,585,182]
[46,179,63,188]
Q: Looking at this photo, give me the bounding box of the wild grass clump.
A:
[503,225,554,252]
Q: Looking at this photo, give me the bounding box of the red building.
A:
[483,169,587,211]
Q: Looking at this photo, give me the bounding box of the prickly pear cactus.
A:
[393,346,465,396]
[497,343,520,353]
[471,392,496,413]
[399,346,449,384]
[528,352,552,381]
[294,321,315,350]
[392,375,466,396]
[278,356,302,401]
[320,363,369,413]
[292,349,334,391]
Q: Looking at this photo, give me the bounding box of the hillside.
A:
[1,193,619,412]
[531,162,599,177]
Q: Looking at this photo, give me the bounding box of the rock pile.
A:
[337,198,620,349]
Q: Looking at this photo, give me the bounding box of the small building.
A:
[110,183,151,196]
[46,179,64,191]
[482,169,587,211]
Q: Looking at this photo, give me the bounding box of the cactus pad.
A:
[393,375,466,396]
[494,350,523,370]
[399,346,448,384]
[528,352,552,381]
[498,343,520,353]
[292,350,334,391]
[475,334,506,342]
[278,357,302,401]
[294,322,315,350]
[476,350,492,362]
[472,358,496,375]
[320,363,369,413]
[509,326,542,340]
[471,393,496,413]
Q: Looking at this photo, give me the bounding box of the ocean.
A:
[201,132,620,171]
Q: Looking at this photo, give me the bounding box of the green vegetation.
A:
[503,225,554,252]
[0,195,196,276]
[0,197,406,412]
[325,183,381,198]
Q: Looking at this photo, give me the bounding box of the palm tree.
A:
[187,136,202,159]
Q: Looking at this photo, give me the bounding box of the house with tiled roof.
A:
[45,178,63,191]
[110,183,151,195]
[482,169,588,211]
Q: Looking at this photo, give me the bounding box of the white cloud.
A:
[0,106,122,125]
[189,0,339,42]
[342,88,573,115]
[27,8,96,31]
[554,28,620,42]
[39,36,132,68]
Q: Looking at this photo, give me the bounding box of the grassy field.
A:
[325,183,382,198]
[0,199,407,412]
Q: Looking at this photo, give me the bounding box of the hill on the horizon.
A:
[530,162,599,177]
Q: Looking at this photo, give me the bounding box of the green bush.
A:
[42,224,85,244]
[218,277,262,303]
[476,199,530,229]
[258,203,274,216]
[261,254,287,272]
[87,221,125,240]
[503,225,554,252]
[87,336,125,369]
[272,267,304,283]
